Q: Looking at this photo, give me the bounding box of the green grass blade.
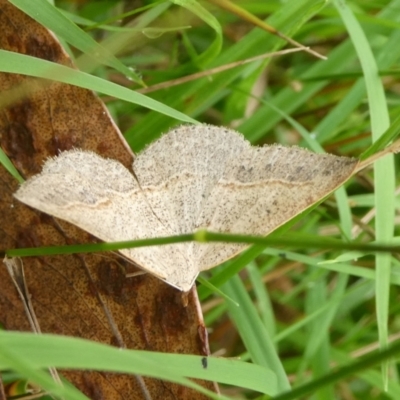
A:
[8,0,142,83]
[7,230,400,259]
[223,275,291,392]
[0,50,197,124]
[247,261,276,337]
[334,0,394,389]
[125,0,328,150]
[361,113,400,159]
[0,331,277,396]
[271,340,400,400]
[170,0,222,66]
[0,343,88,400]
[0,147,23,183]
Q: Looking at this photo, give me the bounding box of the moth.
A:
[15,125,357,291]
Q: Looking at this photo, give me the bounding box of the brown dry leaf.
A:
[0,1,216,399]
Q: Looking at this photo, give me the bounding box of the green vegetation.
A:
[2,0,400,399]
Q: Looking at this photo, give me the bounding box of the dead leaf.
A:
[0,1,216,398]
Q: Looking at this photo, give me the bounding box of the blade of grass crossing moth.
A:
[7,231,400,260]
[222,275,291,392]
[334,0,394,389]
